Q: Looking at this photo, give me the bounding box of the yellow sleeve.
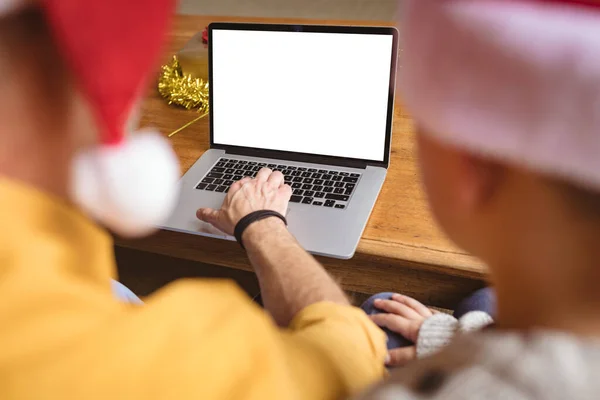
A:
[6,281,386,400]
[0,178,387,400]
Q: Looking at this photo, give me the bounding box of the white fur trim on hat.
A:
[72,130,180,237]
[400,0,600,190]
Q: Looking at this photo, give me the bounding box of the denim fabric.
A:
[111,280,144,305]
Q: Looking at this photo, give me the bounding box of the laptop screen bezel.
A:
[208,22,398,169]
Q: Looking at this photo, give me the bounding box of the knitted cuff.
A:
[416,311,494,359]
[457,311,495,333]
[416,313,459,359]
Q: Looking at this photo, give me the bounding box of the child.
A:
[359,0,600,397]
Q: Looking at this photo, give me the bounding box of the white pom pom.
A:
[72,130,180,237]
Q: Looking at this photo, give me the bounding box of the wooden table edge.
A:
[116,231,487,281]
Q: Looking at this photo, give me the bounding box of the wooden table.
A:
[117,15,488,309]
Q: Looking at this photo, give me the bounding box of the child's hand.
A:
[369,294,438,367]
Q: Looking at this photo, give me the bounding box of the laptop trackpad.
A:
[192,220,229,238]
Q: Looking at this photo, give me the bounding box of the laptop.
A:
[162,22,399,259]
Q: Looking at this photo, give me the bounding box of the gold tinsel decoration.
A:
[158,56,210,137]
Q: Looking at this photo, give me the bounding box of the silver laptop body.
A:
[162,22,399,259]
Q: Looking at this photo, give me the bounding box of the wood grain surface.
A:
[117,14,489,307]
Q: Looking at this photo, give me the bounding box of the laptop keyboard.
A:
[195,158,362,209]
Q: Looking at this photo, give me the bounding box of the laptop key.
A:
[322,174,332,180]
[292,183,302,189]
[302,184,313,190]
[298,167,307,171]
[244,165,254,170]
[239,161,247,164]
[268,164,277,168]
[258,163,267,167]
[314,179,324,185]
[293,189,304,196]
[350,173,360,178]
[215,186,227,193]
[303,178,314,184]
[290,195,303,203]
[343,177,358,183]
[335,204,346,209]
[313,185,324,192]
[339,172,350,177]
[334,182,344,188]
[324,200,335,207]
[315,192,326,198]
[345,183,356,189]
[334,188,345,194]
[293,177,303,183]
[216,162,226,167]
[291,171,302,177]
[206,184,217,191]
[323,187,334,193]
[345,188,354,195]
[206,172,224,179]
[302,197,313,204]
[202,177,215,184]
[253,166,261,171]
[224,180,234,187]
[244,171,254,176]
[212,167,225,173]
[277,165,286,169]
[329,171,338,175]
[308,168,317,173]
[214,179,224,185]
[248,162,257,166]
[233,175,243,181]
[313,201,324,206]
[235,170,245,175]
[196,183,208,190]
[324,180,334,187]
[332,175,343,182]
[325,193,349,202]
[220,158,230,162]
[318,170,328,174]
[288,166,297,170]
[301,172,311,178]
[304,191,315,197]
[312,173,322,179]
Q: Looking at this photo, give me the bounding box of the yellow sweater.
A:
[0,178,386,399]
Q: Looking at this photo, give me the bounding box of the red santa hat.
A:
[1,0,180,237]
[400,0,600,191]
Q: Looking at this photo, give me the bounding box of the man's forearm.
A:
[243,218,349,326]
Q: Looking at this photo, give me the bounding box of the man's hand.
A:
[196,168,292,235]
[369,294,437,367]
[197,167,348,326]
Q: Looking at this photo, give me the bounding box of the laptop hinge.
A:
[221,146,372,169]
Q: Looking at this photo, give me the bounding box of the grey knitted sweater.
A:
[358,312,600,400]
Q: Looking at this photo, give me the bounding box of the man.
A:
[0,0,386,398]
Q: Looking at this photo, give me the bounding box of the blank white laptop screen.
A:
[211,29,395,162]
